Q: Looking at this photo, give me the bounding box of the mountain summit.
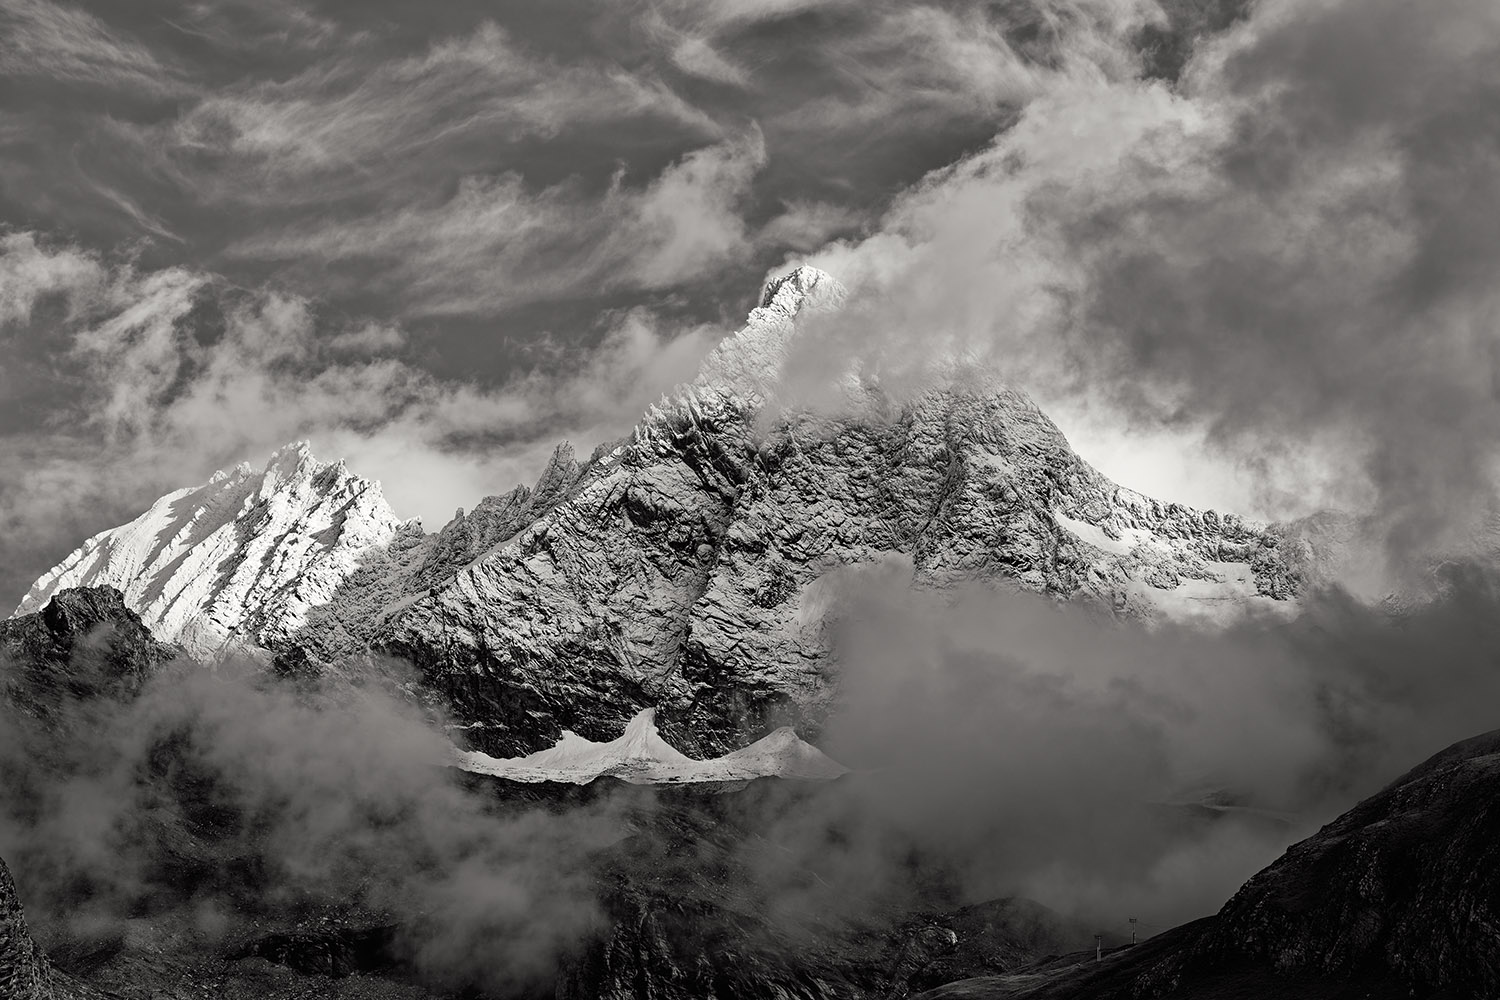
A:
[14,441,407,658]
[13,266,1304,753]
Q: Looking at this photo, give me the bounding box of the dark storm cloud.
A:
[1045,0,1500,564]
[708,551,1500,937]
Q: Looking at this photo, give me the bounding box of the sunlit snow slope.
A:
[14,442,407,658]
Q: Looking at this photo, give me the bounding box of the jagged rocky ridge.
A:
[1,585,182,726]
[14,266,1305,755]
[14,445,404,659]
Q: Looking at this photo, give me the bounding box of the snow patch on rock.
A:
[452,708,848,784]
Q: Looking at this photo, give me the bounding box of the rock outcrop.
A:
[1191,728,1500,995]
[1,585,181,724]
[0,855,53,999]
[0,855,101,1000]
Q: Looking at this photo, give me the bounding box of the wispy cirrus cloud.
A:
[155,20,720,205]
[2,0,1198,324]
[0,0,184,95]
[225,130,770,315]
[165,0,349,54]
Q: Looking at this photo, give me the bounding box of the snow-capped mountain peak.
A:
[685,264,846,404]
[15,442,408,658]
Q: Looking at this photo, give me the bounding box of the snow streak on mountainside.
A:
[453,707,847,784]
[14,443,406,658]
[15,266,1306,753]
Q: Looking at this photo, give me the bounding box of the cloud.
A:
[227,130,770,315]
[668,33,752,86]
[786,0,1500,571]
[0,232,723,607]
[0,0,1199,327]
[165,0,349,54]
[0,231,109,326]
[633,0,1166,134]
[0,0,183,95]
[158,20,719,204]
[0,655,627,993]
[757,200,865,254]
[722,552,1500,933]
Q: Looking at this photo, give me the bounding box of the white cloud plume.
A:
[785,0,1500,563]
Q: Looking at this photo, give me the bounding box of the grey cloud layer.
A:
[799,0,1500,569]
[0,0,1164,320]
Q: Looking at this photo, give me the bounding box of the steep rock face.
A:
[15,443,408,659]
[0,855,51,999]
[373,267,1298,754]
[0,855,101,1000]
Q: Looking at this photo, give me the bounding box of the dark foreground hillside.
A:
[0,588,1108,999]
[5,588,1500,999]
[916,731,1500,1000]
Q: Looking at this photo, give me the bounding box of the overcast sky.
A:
[4,0,1497,607]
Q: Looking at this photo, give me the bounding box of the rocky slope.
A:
[14,266,1304,755]
[555,781,1110,1000]
[1,853,103,1000]
[920,727,1500,1000]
